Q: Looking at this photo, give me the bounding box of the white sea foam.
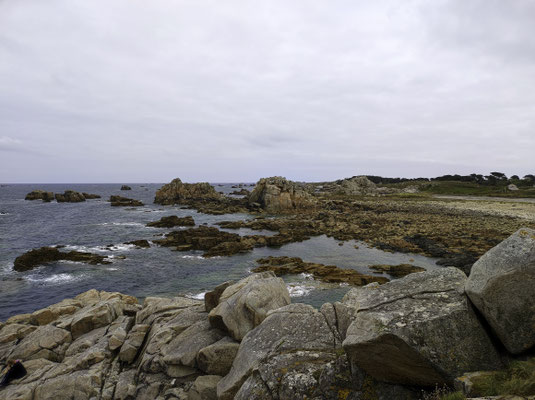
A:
[287,283,314,297]
[27,273,80,284]
[98,222,144,227]
[64,243,135,253]
[185,292,206,300]
[299,273,314,280]
[0,212,9,216]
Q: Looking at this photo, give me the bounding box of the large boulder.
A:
[248,176,316,213]
[217,303,339,400]
[342,268,502,387]
[208,272,290,341]
[154,178,221,205]
[465,228,535,354]
[336,176,379,195]
[25,190,55,202]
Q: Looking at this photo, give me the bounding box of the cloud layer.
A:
[1,0,534,182]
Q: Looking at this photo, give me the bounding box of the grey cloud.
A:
[0,0,533,182]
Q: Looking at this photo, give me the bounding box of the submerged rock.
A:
[342,268,501,387]
[466,227,535,354]
[368,263,426,278]
[147,215,195,228]
[25,190,55,202]
[109,195,144,207]
[253,256,390,285]
[55,190,86,203]
[248,176,317,213]
[154,178,221,205]
[13,247,111,272]
[125,239,150,248]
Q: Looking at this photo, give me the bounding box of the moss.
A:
[470,357,535,396]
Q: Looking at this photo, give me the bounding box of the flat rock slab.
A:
[342,268,501,387]
[466,228,535,354]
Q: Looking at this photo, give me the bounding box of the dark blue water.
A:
[0,183,439,321]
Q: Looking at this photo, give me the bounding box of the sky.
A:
[0,0,534,183]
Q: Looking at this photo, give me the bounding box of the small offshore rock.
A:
[125,239,151,248]
[13,246,111,272]
[55,190,86,203]
[147,215,195,228]
[25,190,55,202]
[120,185,132,190]
[109,195,144,207]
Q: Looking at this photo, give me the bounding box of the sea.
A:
[0,183,440,321]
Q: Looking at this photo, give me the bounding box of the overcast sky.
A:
[1,0,534,183]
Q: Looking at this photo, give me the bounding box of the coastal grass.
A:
[469,357,535,397]
[381,180,535,198]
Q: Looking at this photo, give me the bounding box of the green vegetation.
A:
[421,386,465,400]
[440,392,466,400]
[419,181,535,197]
[469,358,535,397]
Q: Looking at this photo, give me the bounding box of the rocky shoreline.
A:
[1,228,534,400]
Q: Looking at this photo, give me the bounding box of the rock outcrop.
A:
[24,190,55,202]
[465,228,535,354]
[154,178,222,205]
[342,268,502,387]
[208,272,290,341]
[2,231,535,399]
[253,256,390,286]
[248,176,317,213]
[13,247,111,272]
[147,215,195,228]
[55,190,86,203]
[109,195,144,207]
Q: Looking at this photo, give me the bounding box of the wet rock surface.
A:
[109,195,144,207]
[147,215,195,228]
[253,256,390,286]
[13,247,112,272]
[368,263,426,277]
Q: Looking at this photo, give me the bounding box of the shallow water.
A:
[0,183,439,320]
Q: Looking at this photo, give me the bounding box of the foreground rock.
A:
[154,178,222,205]
[25,190,54,202]
[466,228,535,354]
[109,195,144,207]
[13,247,111,272]
[208,272,290,341]
[342,268,502,387]
[55,190,86,203]
[253,256,390,286]
[147,215,195,228]
[248,176,317,213]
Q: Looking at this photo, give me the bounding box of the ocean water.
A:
[0,183,440,321]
